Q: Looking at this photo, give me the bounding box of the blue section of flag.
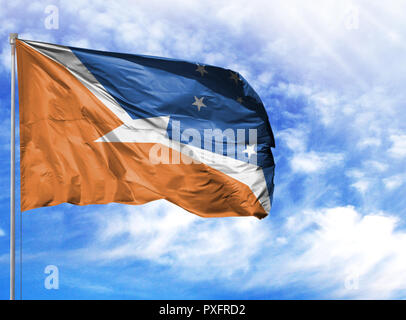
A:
[69,46,275,199]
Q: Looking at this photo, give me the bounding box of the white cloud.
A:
[85,201,269,279]
[351,179,370,194]
[311,91,340,126]
[0,45,11,72]
[277,127,308,153]
[357,137,381,149]
[277,128,344,174]
[383,174,406,190]
[0,228,5,237]
[246,206,406,299]
[364,160,388,172]
[72,203,406,299]
[346,169,370,194]
[291,151,344,174]
[388,134,406,158]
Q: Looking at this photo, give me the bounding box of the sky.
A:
[0,0,406,299]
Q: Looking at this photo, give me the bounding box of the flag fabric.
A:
[16,39,275,219]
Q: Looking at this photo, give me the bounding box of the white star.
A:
[192,96,206,111]
[243,144,256,158]
[229,71,240,84]
[196,64,208,76]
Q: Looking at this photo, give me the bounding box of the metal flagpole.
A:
[9,32,18,301]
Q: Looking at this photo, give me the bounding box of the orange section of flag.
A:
[17,40,267,218]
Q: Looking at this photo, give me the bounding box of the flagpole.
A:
[9,32,18,301]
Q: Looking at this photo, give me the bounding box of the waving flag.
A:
[16,39,275,219]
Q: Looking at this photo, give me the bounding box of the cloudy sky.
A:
[0,0,406,299]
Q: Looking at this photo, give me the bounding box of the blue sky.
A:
[1,0,406,299]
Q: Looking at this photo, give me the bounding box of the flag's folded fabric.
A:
[17,39,275,218]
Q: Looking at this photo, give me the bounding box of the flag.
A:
[16,39,275,219]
